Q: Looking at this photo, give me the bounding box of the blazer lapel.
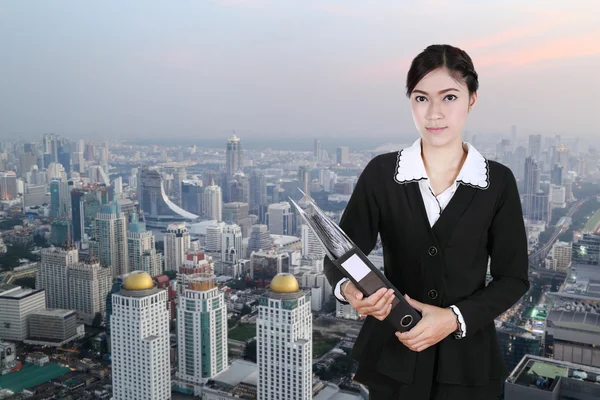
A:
[404,182,439,248]
[432,184,478,250]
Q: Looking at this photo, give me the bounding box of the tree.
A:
[13,276,35,289]
[241,304,252,316]
[92,312,103,327]
[163,270,177,281]
[245,339,257,363]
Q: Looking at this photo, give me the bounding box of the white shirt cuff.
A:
[449,305,467,338]
[334,278,349,302]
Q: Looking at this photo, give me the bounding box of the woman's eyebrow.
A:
[412,88,460,95]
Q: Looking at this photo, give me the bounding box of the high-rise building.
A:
[176,266,227,395]
[546,241,572,271]
[37,247,79,309]
[221,224,243,264]
[176,251,215,296]
[68,259,112,324]
[551,164,564,185]
[336,146,349,164]
[226,135,242,180]
[314,139,322,161]
[50,179,71,218]
[0,171,18,200]
[247,224,273,257]
[50,220,71,246]
[250,250,290,283]
[203,181,222,221]
[298,166,310,199]
[249,170,267,213]
[0,285,46,341]
[111,272,170,400]
[528,134,542,161]
[90,200,129,277]
[571,234,600,265]
[29,309,81,343]
[301,224,325,260]
[139,168,198,229]
[257,273,312,400]
[128,212,163,277]
[505,355,600,399]
[496,322,542,373]
[266,202,295,235]
[71,190,86,243]
[181,181,203,215]
[19,152,37,178]
[164,223,190,271]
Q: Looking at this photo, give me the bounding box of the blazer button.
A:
[428,246,438,256]
[428,289,438,299]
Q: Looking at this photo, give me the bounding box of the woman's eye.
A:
[444,94,457,101]
[415,96,427,102]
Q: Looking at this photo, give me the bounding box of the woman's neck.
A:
[420,138,467,178]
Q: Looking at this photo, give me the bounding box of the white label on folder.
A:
[340,254,371,282]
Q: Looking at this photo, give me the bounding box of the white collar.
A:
[394,138,489,189]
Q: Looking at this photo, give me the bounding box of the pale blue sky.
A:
[1,0,598,141]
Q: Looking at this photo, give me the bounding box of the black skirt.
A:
[358,344,503,400]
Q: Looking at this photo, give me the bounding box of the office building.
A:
[0,285,46,341]
[181,180,203,215]
[37,246,79,309]
[266,202,295,235]
[128,212,163,277]
[496,322,542,373]
[90,200,129,277]
[68,259,112,324]
[314,139,322,161]
[111,272,170,400]
[250,250,290,283]
[221,224,243,264]
[226,135,242,180]
[203,181,223,221]
[257,273,312,400]
[336,146,349,164]
[249,170,267,213]
[546,241,572,271]
[247,224,273,257]
[571,234,600,265]
[505,355,600,399]
[176,266,227,395]
[0,171,18,200]
[528,134,542,161]
[164,223,190,271]
[205,222,225,252]
[50,179,71,218]
[28,309,81,344]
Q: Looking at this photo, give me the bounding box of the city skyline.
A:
[1,0,599,140]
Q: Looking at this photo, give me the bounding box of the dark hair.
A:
[405,44,479,97]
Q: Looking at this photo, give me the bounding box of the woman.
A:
[324,44,530,399]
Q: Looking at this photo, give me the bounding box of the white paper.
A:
[340,254,371,282]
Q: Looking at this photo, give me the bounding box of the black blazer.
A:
[324,150,530,391]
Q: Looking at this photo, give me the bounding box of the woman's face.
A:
[410,67,477,148]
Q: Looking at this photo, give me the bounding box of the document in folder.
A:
[290,192,421,332]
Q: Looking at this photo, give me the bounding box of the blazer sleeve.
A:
[454,167,530,335]
[323,156,382,304]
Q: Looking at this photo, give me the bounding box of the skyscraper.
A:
[128,212,163,277]
[226,134,242,180]
[90,200,129,277]
[257,273,312,400]
[528,134,542,161]
[164,223,190,271]
[50,179,71,218]
[266,202,295,235]
[1,169,19,197]
[221,224,243,264]
[336,146,349,164]
[249,169,267,213]
[203,181,223,221]
[37,246,79,309]
[111,272,170,400]
[71,190,85,243]
[314,139,322,161]
[176,265,227,395]
[68,259,112,324]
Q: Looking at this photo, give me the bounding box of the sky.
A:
[1,0,599,143]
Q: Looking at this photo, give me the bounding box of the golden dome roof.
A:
[123,271,155,290]
[270,273,299,293]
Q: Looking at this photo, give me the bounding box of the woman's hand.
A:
[395,294,458,352]
[342,280,395,321]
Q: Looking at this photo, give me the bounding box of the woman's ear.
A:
[468,92,478,112]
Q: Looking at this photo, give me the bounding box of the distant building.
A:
[27,309,84,346]
[164,223,190,271]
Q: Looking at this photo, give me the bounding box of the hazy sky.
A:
[1,0,599,142]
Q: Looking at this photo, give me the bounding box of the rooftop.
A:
[32,309,76,318]
[507,355,600,393]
